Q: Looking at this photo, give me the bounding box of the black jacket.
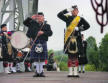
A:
[57,9,90,55]
[23,17,53,41]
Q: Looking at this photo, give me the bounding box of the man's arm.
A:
[57,9,69,22]
[78,17,90,31]
[43,24,53,37]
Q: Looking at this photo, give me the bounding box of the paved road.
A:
[0,71,108,83]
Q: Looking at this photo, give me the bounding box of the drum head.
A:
[11,31,30,49]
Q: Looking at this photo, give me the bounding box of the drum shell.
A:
[10,31,30,49]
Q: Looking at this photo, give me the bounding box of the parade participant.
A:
[57,5,90,77]
[7,31,17,73]
[0,24,13,74]
[47,53,55,71]
[23,12,53,77]
[78,34,88,73]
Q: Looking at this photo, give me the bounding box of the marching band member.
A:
[23,12,53,77]
[0,24,12,74]
[78,34,88,73]
[57,5,90,77]
[0,24,17,74]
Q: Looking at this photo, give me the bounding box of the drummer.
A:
[24,12,53,77]
[0,24,16,73]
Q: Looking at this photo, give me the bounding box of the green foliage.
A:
[54,55,68,63]
[85,64,96,71]
[86,36,99,70]
[48,49,54,56]
[87,49,99,70]
[59,62,68,71]
[53,53,68,71]
[86,36,98,50]
[99,33,108,71]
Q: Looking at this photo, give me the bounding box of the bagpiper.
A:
[57,5,90,77]
[23,12,53,77]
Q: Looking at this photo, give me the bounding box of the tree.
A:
[99,33,108,71]
[86,36,99,70]
[48,49,54,56]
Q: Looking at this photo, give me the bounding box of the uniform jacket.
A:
[57,9,90,55]
[24,17,53,41]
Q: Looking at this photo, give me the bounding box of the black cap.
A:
[38,12,44,16]
[72,5,78,10]
[1,24,7,29]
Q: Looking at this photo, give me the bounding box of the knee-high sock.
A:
[68,67,73,75]
[78,65,81,71]
[3,62,11,73]
[35,62,40,73]
[39,62,45,73]
[9,62,13,71]
[9,62,16,72]
[74,67,78,75]
[28,63,31,71]
[82,65,85,71]
[16,63,20,71]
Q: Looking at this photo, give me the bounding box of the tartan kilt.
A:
[68,54,79,67]
[78,55,88,65]
[30,40,48,62]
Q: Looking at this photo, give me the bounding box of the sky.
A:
[38,0,108,51]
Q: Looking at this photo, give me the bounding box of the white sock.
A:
[79,65,81,71]
[68,67,72,75]
[16,63,20,71]
[4,63,11,73]
[9,62,13,71]
[74,67,78,75]
[39,62,45,73]
[35,62,40,74]
[82,65,85,71]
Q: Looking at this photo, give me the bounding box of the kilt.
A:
[68,54,79,67]
[30,40,48,62]
[78,55,88,65]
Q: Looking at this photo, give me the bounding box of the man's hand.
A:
[75,27,79,31]
[3,32,11,39]
[31,14,39,20]
[67,8,73,12]
[37,31,44,36]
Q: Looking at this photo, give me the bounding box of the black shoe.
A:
[82,71,85,73]
[17,70,22,73]
[25,69,31,72]
[67,75,74,77]
[74,75,80,78]
[39,72,45,77]
[79,71,81,73]
[33,73,40,77]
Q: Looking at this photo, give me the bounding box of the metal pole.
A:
[32,0,38,14]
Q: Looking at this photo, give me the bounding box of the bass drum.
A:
[11,31,30,49]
